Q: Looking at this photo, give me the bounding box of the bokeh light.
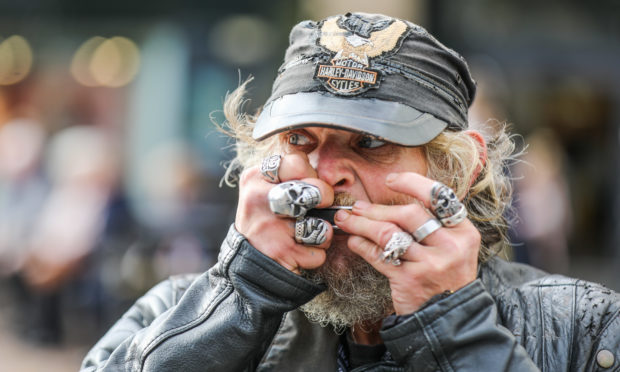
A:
[0,35,33,85]
[71,36,141,87]
[70,36,106,87]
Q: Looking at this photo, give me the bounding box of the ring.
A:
[268,181,321,218]
[430,182,467,226]
[412,218,441,242]
[295,217,328,245]
[260,154,282,183]
[440,204,468,227]
[382,231,414,266]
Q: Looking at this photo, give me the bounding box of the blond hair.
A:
[216,80,517,261]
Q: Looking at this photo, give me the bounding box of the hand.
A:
[235,152,334,274]
[334,172,480,314]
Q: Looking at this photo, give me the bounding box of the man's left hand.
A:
[334,172,480,315]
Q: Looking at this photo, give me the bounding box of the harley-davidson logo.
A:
[314,16,409,96]
[315,58,379,95]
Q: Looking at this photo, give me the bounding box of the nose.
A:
[308,141,355,188]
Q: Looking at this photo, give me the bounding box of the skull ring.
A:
[295,217,328,245]
[268,181,321,218]
[430,182,467,226]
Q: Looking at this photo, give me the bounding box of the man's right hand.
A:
[235,152,334,274]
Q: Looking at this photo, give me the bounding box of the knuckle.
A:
[404,202,425,215]
[283,153,312,179]
[378,225,399,246]
[266,240,295,261]
[428,259,448,275]
[239,167,259,187]
[461,225,481,249]
[238,185,266,212]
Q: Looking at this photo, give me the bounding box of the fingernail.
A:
[386,173,398,183]
[353,200,369,210]
[334,209,350,222]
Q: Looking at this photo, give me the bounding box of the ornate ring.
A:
[295,217,328,245]
[440,204,468,227]
[430,182,467,226]
[412,218,442,242]
[268,181,321,218]
[260,154,282,183]
[382,231,414,266]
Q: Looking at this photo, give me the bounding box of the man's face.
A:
[279,126,428,206]
[278,126,428,329]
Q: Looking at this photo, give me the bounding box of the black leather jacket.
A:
[81,225,620,371]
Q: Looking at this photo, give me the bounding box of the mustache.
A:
[333,191,356,207]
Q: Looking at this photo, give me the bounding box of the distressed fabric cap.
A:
[252,12,477,146]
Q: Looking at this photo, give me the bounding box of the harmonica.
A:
[306,206,353,229]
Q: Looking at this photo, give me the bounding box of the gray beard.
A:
[300,244,392,334]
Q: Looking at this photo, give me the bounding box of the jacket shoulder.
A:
[481,257,620,370]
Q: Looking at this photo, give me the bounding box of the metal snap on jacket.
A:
[596,349,615,369]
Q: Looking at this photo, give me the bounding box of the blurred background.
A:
[0,0,619,370]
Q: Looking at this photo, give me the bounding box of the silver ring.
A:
[430,182,467,226]
[295,217,328,245]
[268,181,321,218]
[382,231,414,266]
[412,218,441,242]
[440,204,468,227]
[260,155,282,183]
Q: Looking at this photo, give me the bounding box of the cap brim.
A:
[252,92,447,146]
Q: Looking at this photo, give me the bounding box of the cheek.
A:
[358,152,428,204]
[356,167,399,203]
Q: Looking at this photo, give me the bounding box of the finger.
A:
[281,218,333,271]
[292,217,334,249]
[279,152,334,208]
[287,245,329,272]
[347,235,385,268]
[334,209,415,253]
[238,166,276,219]
[384,172,438,209]
[345,235,421,276]
[278,152,317,181]
[300,178,334,208]
[352,200,430,233]
[268,180,332,217]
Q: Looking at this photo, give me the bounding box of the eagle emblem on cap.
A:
[314,15,409,96]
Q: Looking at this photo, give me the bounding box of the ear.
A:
[465,130,487,188]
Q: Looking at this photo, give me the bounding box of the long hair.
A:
[215,80,518,261]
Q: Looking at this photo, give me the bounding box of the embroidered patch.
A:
[314,16,409,96]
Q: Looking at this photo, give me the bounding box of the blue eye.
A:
[288,132,311,145]
[358,135,386,149]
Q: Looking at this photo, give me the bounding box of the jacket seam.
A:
[428,315,455,372]
[568,281,577,372]
[537,284,546,372]
[414,313,449,371]
[258,312,289,368]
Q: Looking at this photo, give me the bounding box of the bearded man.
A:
[82,13,620,372]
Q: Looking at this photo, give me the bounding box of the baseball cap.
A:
[252,12,476,146]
